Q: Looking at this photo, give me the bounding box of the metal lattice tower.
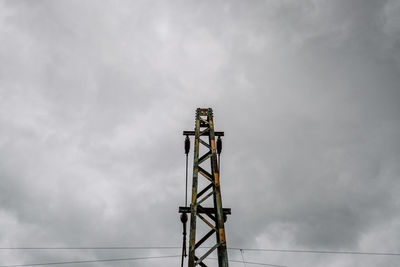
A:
[180,108,230,267]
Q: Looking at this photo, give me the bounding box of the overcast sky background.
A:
[1,0,400,266]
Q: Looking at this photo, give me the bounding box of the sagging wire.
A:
[209,257,288,267]
[0,255,181,267]
[240,249,247,267]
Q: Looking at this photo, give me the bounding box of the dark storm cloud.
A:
[0,0,399,266]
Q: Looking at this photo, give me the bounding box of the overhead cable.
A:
[0,246,181,250]
[2,246,399,257]
[0,255,180,267]
[209,257,288,267]
[229,248,400,256]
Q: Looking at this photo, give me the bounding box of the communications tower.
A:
[179,108,231,267]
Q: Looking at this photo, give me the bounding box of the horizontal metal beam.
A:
[179,206,231,215]
[183,131,224,136]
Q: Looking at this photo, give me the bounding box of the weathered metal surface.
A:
[188,109,201,267]
[179,206,231,215]
[183,130,224,137]
[183,108,230,267]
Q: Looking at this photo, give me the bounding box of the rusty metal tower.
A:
[179,108,231,267]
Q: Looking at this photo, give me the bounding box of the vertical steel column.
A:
[181,108,230,267]
[188,109,201,267]
[208,110,229,267]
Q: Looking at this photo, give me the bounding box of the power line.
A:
[229,248,400,256]
[2,246,399,257]
[0,255,285,267]
[0,255,180,267]
[0,246,181,250]
[228,259,287,267]
[209,257,288,267]
[240,249,247,267]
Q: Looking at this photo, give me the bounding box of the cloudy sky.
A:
[1,0,400,266]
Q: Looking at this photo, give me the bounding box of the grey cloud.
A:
[0,1,399,266]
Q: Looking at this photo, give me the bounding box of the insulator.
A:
[180,212,188,223]
[217,136,222,155]
[184,136,190,155]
